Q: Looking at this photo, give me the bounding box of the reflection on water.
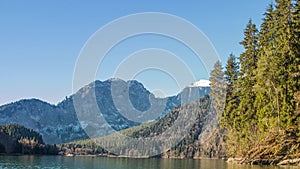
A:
[0,156,298,169]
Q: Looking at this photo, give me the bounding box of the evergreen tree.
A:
[209,60,226,119]
[254,4,279,134]
[237,19,259,135]
[224,19,259,155]
[213,0,300,160]
[228,1,300,158]
[223,54,239,128]
[222,54,241,156]
[255,0,299,132]
[273,0,297,128]
[291,0,300,126]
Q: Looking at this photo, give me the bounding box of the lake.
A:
[0,156,297,169]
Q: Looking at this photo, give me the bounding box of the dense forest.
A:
[0,124,57,155]
[209,0,300,165]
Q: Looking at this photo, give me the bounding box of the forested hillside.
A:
[0,124,57,154]
[60,96,226,159]
[209,0,300,165]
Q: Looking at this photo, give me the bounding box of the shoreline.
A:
[227,157,300,166]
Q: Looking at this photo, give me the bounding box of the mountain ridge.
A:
[0,79,210,144]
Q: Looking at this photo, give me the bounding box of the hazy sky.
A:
[0,1,271,105]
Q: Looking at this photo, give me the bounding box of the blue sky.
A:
[0,1,272,105]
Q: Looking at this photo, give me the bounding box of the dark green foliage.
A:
[228,19,259,155]
[222,0,300,159]
[254,4,278,136]
[237,19,258,124]
[44,144,59,155]
[223,54,239,128]
[0,124,58,155]
[0,124,44,144]
[255,0,299,131]
[0,143,5,153]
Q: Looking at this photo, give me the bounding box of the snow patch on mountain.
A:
[189,80,210,87]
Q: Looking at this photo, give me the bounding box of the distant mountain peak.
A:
[189,80,210,87]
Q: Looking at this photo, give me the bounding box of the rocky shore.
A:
[227,157,300,166]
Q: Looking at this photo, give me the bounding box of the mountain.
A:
[0,79,210,144]
[62,95,225,158]
[0,99,86,144]
[159,81,210,118]
[124,95,225,159]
